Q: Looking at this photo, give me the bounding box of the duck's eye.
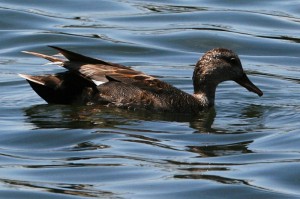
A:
[229,57,238,64]
[214,55,239,65]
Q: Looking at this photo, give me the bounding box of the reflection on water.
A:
[24,104,217,132]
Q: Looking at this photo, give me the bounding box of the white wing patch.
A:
[92,79,106,86]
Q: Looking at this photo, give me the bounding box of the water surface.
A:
[1,1,300,198]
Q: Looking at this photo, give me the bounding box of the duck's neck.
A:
[193,80,217,108]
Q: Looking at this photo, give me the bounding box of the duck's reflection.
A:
[23,104,216,131]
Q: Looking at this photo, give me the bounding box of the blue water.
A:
[1,1,300,198]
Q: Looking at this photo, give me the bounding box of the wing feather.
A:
[24,46,173,93]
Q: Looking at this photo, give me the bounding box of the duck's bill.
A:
[234,73,263,97]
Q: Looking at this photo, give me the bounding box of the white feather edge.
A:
[43,61,64,66]
[18,74,45,85]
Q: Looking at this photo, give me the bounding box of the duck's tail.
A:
[19,72,96,104]
[19,46,105,104]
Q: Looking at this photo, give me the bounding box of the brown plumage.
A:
[19,46,263,113]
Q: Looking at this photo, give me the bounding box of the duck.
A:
[19,46,263,113]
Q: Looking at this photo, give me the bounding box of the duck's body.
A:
[20,47,263,113]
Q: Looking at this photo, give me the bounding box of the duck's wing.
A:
[24,46,173,93]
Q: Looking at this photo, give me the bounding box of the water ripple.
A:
[1,0,300,199]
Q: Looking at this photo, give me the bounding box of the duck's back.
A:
[95,79,203,112]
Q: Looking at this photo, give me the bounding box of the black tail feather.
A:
[21,72,97,104]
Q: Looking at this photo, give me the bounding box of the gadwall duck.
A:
[19,47,263,113]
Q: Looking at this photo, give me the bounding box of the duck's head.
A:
[193,48,263,105]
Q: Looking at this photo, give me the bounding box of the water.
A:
[1,0,300,198]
